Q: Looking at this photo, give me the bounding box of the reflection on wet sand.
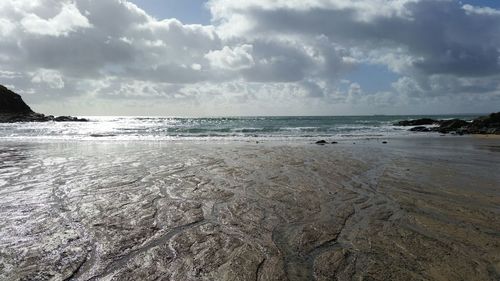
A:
[0,137,499,281]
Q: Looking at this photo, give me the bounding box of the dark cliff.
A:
[0,85,87,123]
[0,85,34,115]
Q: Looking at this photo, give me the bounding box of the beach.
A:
[0,136,499,281]
[2,0,500,279]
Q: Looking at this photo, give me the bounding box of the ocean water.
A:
[0,115,478,141]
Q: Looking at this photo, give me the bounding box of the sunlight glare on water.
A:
[0,115,477,141]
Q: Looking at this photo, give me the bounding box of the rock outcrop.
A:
[394,118,438,126]
[0,85,87,123]
[436,119,469,134]
[466,112,500,134]
[396,113,500,135]
[0,85,33,114]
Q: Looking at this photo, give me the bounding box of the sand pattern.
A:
[0,138,499,281]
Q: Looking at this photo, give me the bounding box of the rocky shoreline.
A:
[395,112,500,135]
[0,85,87,123]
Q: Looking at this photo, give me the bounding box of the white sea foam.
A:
[0,115,476,141]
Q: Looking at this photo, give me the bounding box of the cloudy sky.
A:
[0,0,499,116]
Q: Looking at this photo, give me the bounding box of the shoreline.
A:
[0,131,496,145]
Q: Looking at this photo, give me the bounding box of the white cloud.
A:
[0,19,15,36]
[0,70,22,79]
[20,2,91,36]
[392,76,424,97]
[205,44,255,70]
[0,0,499,115]
[31,69,65,89]
[191,63,202,71]
[462,4,500,16]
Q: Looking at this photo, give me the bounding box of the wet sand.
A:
[0,136,499,280]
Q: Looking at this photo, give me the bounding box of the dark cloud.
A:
[0,0,499,115]
[237,1,500,77]
[240,40,314,82]
[22,34,136,77]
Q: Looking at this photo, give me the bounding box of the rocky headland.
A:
[395,113,500,135]
[0,85,87,123]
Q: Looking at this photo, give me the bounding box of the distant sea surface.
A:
[0,115,479,141]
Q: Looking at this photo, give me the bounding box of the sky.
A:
[0,0,499,116]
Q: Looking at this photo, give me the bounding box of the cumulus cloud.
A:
[31,69,65,89]
[207,0,500,107]
[20,2,91,36]
[0,0,499,115]
[206,45,255,70]
[211,0,500,77]
[462,4,500,16]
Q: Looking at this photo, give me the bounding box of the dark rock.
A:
[394,118,438,126]
[487,128,500,134]
[54,116,88,122]
[0,85,33,114]
[467,112,500,134]
[399,112,500,135]
[409,126,431,132]
[0,112,54,123]
[331,141,338,144]
[316,140,327,144]
[436,119,469,133]
[90,134,117,138]
[382,141,388,144]
[0,85,87,123]
[474,112,500,126]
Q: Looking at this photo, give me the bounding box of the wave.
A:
[0,115,477,141]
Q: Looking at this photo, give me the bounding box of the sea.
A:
[0,115,478,142]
